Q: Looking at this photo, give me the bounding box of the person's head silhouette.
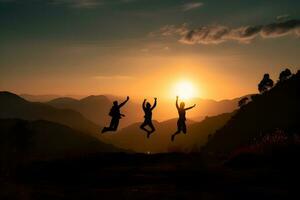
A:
[113,101,118,106]
[146,102,151,109]
[180,102,185,109]
[264,73,270,79]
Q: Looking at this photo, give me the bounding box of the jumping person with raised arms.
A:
[171,96,196,141]
[140,98,157,138]
[101,96,129,133]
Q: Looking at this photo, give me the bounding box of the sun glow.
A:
[173,80,198,100]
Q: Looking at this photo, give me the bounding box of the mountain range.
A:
[21,93,248,128]
[0,91,100,136]
[1,91,248,153]
[47,95,142,128]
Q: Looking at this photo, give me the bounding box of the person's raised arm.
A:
[151,98,157,110]
[185,104,196,110]
[142,99,146,110]
[119,96,129,108]
[176,96,179,110]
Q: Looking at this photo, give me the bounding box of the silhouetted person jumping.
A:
[101,96,129,133]
[140,98,157,138]
[171,96,196,142]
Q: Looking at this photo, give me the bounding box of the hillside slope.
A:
[0,92,100,136]
[204,72,300,155]
[48,95,111,126]
[0,119,124,164]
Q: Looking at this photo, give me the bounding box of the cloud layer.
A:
[182,2,203,11]
[157,19,300,45]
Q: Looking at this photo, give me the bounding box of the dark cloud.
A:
[261,19,300,38]
[157,19,300,45]
[180,25,229,44]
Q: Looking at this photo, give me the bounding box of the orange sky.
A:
[1,0,300,101]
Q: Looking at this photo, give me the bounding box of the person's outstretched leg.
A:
[171,120,182,141]
[111,118,120,131]
[171,131,180,141]
[101,127,108,133]
[182,122,187,134]
[102,117,118,133]
[140,121,150,134]
[147,122,155,138]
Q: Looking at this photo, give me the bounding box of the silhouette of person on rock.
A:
[171,96,196,142]
[258,74,274,93]
[101,96,129,133]
[140,98,157,138]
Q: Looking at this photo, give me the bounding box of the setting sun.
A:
[173,80,198,100]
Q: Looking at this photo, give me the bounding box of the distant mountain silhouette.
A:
[0,118,124,169]
[204,72,300,155]
[48,95,111,126]
[0,91,100,136]
[82,94,244,125]
[25,93,246,128]
[20,94,62,102]
[188,95,251,120]
[102,113,232,153]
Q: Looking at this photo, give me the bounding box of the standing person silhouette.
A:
[171,96,196,142]
[101,96,129,133]
[140,98,157,138]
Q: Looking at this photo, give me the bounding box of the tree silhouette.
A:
[279,68,292,82]
[258,73,274,93]
[238,97,249,108]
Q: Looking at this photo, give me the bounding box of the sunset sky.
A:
[1,0,300,100]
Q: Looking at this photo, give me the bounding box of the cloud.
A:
[51,0,103,8]
[180,25,230,44]
[182,2,203,11]
[261,20,300,38]
[277,14,290,21]
[157,19,300,45]
[93,75,134,80]
[155,23,189,36]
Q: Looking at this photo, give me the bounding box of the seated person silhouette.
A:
[171,96,196,142]
[101,96,129,133]
[140,98,157,138]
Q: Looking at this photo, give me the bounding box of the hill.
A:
[191,95,250,120]
[101,113,233,153]
[0,118,124,172]
[204,72,300,155]
[48,95,111,126]
[20,94,62,102]
[0,91,100,136]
